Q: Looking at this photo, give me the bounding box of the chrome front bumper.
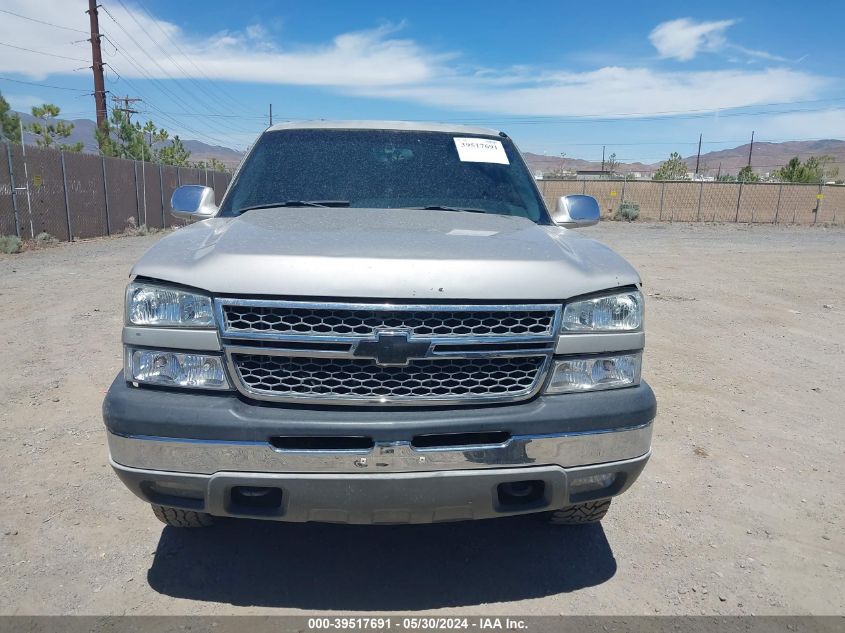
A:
[108,424,653,524]
[107,422,653,475]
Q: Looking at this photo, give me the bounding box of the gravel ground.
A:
[0,222,843,615]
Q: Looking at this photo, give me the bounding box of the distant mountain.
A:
[523,139,845,177]
[13,110,843,178]
[679,140,845,175]
[15,111,245,167]
[521,153,655,175]
[180,140,244,166]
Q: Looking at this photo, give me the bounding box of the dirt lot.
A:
[0,222,843,615]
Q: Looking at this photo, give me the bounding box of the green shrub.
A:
[136,224,162,236]
[35,231,57,243]
[124,216,160,236]
[0,234,23,254]
[613,201,640,222]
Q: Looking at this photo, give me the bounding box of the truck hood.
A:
[131,208,640,300]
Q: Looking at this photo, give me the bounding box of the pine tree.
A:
[27,104,82,151]
[0,92,21,143]
[653,152,689,180]
[737,165,759,182]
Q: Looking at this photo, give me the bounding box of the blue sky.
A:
[1,0,843,165]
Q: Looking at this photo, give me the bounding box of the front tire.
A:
[152,504,214,528]
[543,499,611,525]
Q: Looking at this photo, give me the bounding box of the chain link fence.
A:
[0,142,232,241]
[538,178,844,225]
[3,143,841,239]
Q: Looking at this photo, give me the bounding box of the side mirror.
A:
[171,185,218,220]
[552,194,600,228]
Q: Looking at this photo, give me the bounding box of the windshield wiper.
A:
[403,205,488,214]
[236,200,350,214]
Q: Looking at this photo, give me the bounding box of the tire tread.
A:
[151,504,214,528]
[545,499,611,525]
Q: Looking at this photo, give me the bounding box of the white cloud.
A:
[649,18,737,61]
[0,0,832,140]
[729,44,788,63]
[353,67,827,118]
[183,23,446,87]
[712,109,845,141]
[0,1,442,86]
[5,94,45,111]
[648,17,793,64]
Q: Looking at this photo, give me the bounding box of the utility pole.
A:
[86,0,108,129]
[747,131,755,167]
[601,145,605,172]
[694,133,702,176]
[269,103,273,126]
[112,95,141,124]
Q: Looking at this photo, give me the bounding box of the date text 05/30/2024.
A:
[307,617,529,630]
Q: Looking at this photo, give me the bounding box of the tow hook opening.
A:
[497,480,546,508]
[230,486,283,510]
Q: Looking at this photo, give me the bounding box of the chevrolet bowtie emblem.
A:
[353,331,431,366]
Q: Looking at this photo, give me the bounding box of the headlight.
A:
[544,353,641,394]
[126,283,214,327]
[562,290,643,332]
[126,348,230,390]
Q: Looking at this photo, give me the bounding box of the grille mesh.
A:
[232,354,547,401]
[222,305,556,338]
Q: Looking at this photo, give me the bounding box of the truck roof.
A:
[265,120,504,137]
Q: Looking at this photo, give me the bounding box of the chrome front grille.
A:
[232,354,548,401]
[216,299,560,406]
[221,303,556,339]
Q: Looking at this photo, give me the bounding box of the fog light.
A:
[147,481,205,500]
[125,348,230,390]
[570,472,616,492]
[545,353,641,394]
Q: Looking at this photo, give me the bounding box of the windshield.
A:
[218,129,551,223]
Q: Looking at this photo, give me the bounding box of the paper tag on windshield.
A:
[453,137,509,165]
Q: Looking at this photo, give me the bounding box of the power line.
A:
[98,10,207,114]
[97,30,254,145]
[96,35,242,144]
[451,97,845,123]
[0,8,89,34]
[99,3,251,142]
[130,0,254,118]
[99,67,253,148]
[99,39,256,143]
[1,3,841,131]
[462,106,845,125]
[111,94,141,123]
[0,76,89,91]
[0,41,89,63]
[116,0,238,117]
[110,73,245,146]
[145,110,266,120]
[539,136,845,147]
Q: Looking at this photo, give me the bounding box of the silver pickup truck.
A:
[103,121,655,528]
